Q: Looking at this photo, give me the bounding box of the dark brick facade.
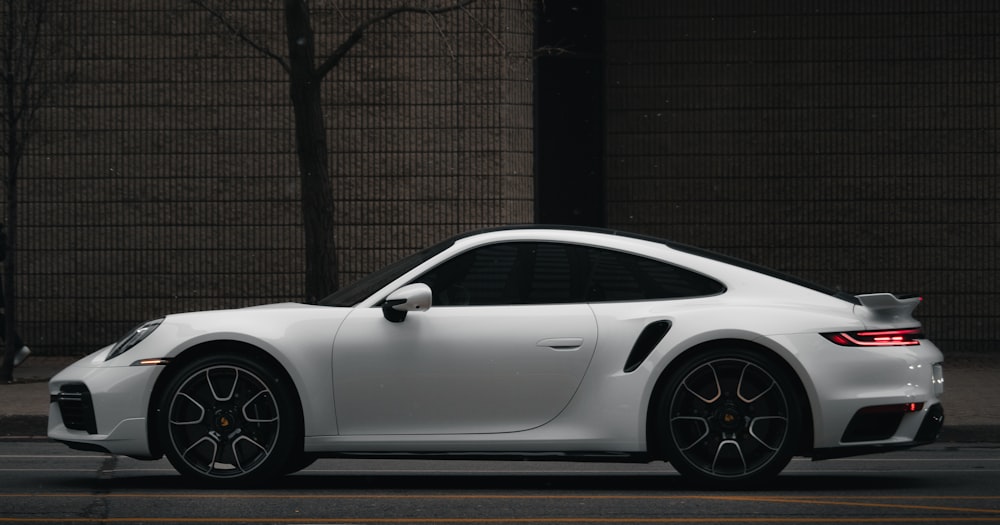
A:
[5,1,996,357]
[14,0,533,354]
[605,1,1000,353]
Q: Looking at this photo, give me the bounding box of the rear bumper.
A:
[769,333,945,452]
[812,402,944,460]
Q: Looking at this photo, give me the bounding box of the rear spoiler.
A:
[855,293,922,321]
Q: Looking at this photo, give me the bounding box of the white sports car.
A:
[48,226,945,487]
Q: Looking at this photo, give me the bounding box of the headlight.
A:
[106,319,164,361]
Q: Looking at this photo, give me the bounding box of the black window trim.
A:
[411,238,728,306]
[463,225,860,306]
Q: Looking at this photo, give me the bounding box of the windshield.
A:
[319,239,455,307]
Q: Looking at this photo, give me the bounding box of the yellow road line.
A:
[2,518,1000,524]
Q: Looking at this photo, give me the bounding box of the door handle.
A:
[536,337,584,351]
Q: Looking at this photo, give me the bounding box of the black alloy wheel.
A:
[156,353,299,486]
[657,348,801,487]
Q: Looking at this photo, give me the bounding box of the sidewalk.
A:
[2,353,998,441]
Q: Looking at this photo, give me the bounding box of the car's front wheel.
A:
[655,348,802,488]
[155,352,300,486]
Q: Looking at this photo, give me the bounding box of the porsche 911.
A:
[48,226,945,487]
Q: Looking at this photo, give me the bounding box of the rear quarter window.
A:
[585,248,725,302]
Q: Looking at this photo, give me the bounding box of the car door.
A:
[331,242,599,436]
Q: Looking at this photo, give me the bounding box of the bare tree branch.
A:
[189,0,291,74]
[1,0,47,166]
[427,10,458,59]
[459,3,508,59]
[314,0,474,79]
[1,0,72,381]
[188,0,481,300]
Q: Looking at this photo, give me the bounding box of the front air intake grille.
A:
[56,384,97,435]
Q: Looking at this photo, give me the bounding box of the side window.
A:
[416,242,579,306]
[522,243,580,304]
[585,248,724,301]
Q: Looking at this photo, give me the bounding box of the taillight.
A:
[822,328,924,347]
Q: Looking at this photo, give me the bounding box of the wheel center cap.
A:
[214,410,237,431]
[717,405,743,431]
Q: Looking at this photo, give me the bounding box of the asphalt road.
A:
[1,440,998,524]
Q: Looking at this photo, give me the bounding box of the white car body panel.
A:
[48,226,945,484]
[332,303,598,435]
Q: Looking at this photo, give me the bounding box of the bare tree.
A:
[0,0,64,382]
[191,0,474,303]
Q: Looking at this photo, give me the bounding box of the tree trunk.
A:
[285,0,338,303]
[292,80,339,303]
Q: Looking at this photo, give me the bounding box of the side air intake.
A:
[624,320,672,373]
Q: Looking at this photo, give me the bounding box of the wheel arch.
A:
[644,338,815,460]
[145,340,306,460]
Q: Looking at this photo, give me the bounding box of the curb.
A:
[937,425,1000,444]
[0,415,48,439]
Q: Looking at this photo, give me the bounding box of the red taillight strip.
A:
[822,328,924,347]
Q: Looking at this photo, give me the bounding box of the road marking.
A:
[722,495,1000,516]
[2,518,1000,523]
[0,493,998,502]
[0,495,997,523]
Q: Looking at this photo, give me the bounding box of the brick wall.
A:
[13,0,534,355]
[12,1,994,357]
[605,1,999,353]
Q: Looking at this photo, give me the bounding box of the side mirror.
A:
[382,283,432,323]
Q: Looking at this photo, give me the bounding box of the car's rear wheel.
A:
[155,352,299,486]
[656,348,801,488]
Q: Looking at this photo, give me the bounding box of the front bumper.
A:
[47,349,165,459]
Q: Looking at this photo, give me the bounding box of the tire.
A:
[655,347,801,488]
[155,352,300,486]
[283,451,319,475]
